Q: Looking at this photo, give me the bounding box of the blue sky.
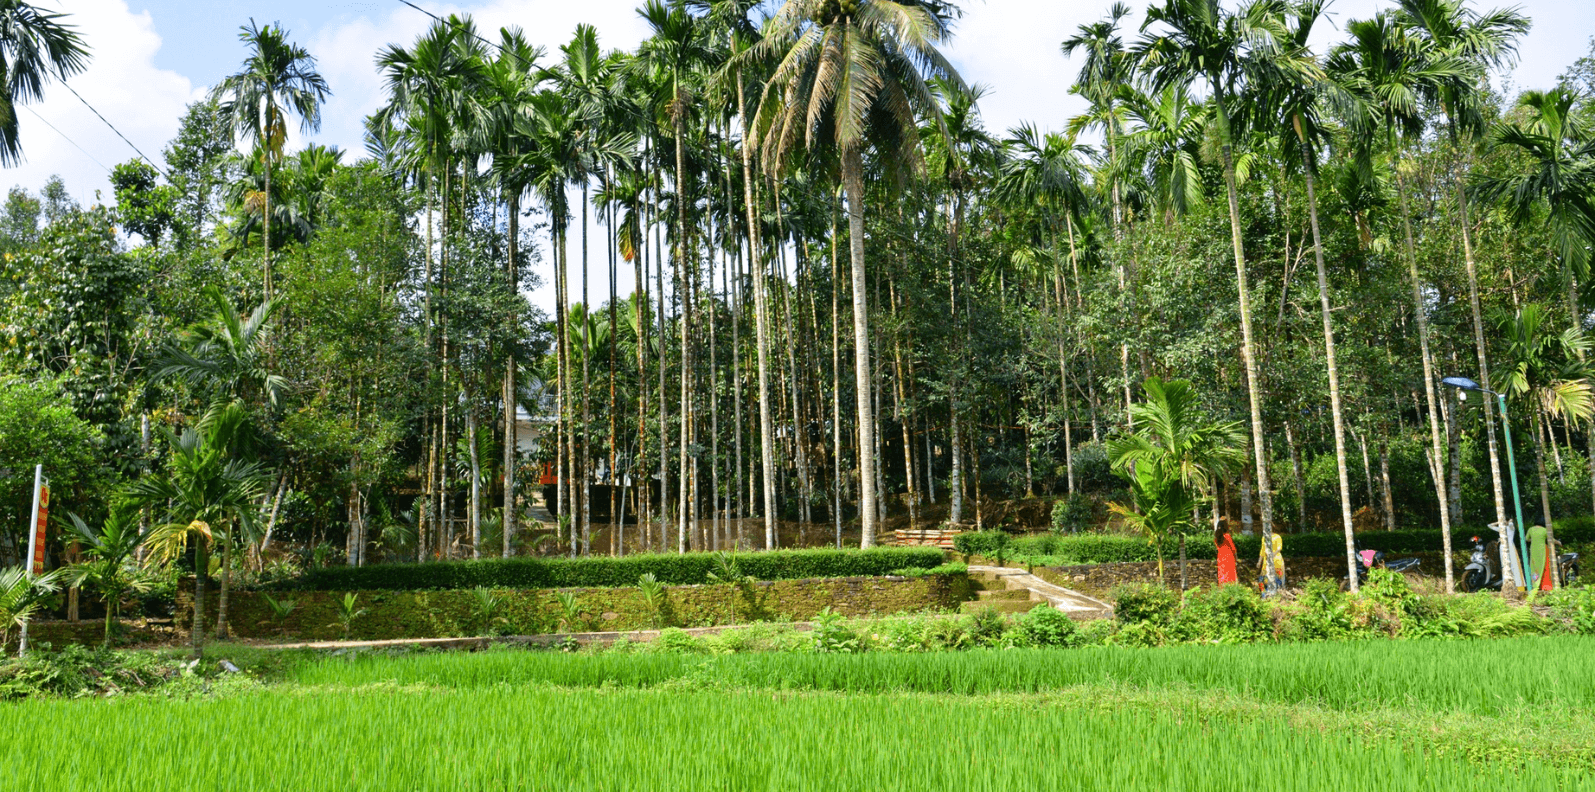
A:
[8,0,1593,307]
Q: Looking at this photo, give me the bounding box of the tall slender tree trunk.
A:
[215,537,231,640]
[1456,183,1515,588]
[469,408,481,558]
[832,211,844,547]
[1298,129,1365,588]
[190,542,207,660]
[1390,151,1456,590]
[674,90,691,555]
[842,147,878,547]
[581,184,593,557]
[263,151,273,300]
[738,71,778,550]
[504,193,519,559]
[1215,103,1278,589]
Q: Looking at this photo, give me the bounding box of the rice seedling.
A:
[4,685,1588,791]
[294,635,1595,716]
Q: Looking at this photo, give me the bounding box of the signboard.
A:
[31,482,49,576]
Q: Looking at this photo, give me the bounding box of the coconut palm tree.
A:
[1136,0,1292,586]
[747,0,965,548]
[0,1,88,167]
[1497,303,1595,583]
[1107,376,1247,582]
[212,20,330,300]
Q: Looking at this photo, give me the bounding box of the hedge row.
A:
[280,547,948,592]
[993,517,1595,566]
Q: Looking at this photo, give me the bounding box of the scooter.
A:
[1461,535,1504,593]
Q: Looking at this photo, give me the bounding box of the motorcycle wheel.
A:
[1461,570,1485,593]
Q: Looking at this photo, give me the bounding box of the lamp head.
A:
[1441,376,1482,392]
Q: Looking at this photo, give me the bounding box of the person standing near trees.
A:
[1214,523,1237,585]
[1258,533,1284,594]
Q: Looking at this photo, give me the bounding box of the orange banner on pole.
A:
[31,484,49,576]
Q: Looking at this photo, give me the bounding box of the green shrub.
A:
[812,608,864,654]
[1050,494,1094,534]
[1016,605,1078,647]
[279,547,946,592]
[964,606,1008,647]
[953,531,1011,563]
[1284,578,1356,641]
[1174,585,1270,643]
[888,562,967,578]
[1546,585,1595,634]
[1112,584,1179,626]
[652,628,706,655]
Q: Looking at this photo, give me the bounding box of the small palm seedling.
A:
[555,591,587,633]
[705,553,757,623]
[636,573,672,629]
[471,587,508,636]
[260,593,297,632]
[330,593,366,641]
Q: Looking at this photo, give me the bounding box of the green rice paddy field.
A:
[5,636,1595,790]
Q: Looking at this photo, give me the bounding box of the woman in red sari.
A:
[1214,524,1238,584]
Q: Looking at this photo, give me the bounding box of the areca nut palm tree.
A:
[998,123,1089,496]
[128,403,269,656]
[64,506,150,646]
[212,20,330,300]
[1249,0,1401,590]
[1496,303,1595,586]
[1107,377,1247,583]
[748,0,966,548]
[158,286,286,419]
[479,28,545,559]
[1136,0,1293,588]
[637,0,717,552]
[0,1,88,167]
[1397,0,1529,571]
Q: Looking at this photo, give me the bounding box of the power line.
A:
[59,81,170,180]
[21,104,110,173]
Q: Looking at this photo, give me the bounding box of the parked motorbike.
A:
[1461,535,1504,593]
[1561,551,1581,586]
[1344,548,1421,590]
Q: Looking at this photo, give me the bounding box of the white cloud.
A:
[4,0,203,207]
[307,0,654,155]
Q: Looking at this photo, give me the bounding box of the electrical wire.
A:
[59,81,170,180]
[21,104,110,173]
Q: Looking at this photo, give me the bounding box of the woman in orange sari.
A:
[1214,524,1238,585]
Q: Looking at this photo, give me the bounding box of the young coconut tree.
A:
[1107,377,1247,583]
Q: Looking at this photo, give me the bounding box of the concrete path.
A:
[967,565,1114,620]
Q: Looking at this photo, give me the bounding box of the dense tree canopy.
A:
[2,1,1594,602]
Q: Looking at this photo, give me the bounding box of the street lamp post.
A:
[1441,377,1531,591]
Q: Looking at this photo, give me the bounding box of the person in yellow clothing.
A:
[1257,532,1284,594]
